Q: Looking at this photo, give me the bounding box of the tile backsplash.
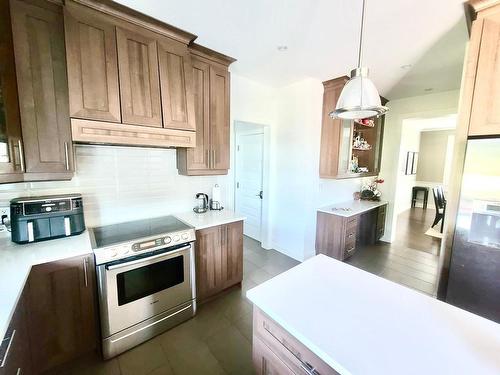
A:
[0,145,228,227]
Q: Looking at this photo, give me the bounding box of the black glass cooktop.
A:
[91,215,192,248]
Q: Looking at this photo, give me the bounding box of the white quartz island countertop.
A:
[0,231,93,340]
[318,199,388,217]
[175,209,246,230]
[247,255,500,375]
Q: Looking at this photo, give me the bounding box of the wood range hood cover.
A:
[67,0,236,150]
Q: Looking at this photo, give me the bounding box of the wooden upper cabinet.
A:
[177,45,235,176]
[0,0,23,183]
[188,57,210,169]
[469,13,500,136]
[64,3,121,123]
[319,77,349,178]
[210,64,230,171]
[158,37,196,131]
[10,0,73,177]
[319,76,386,179]
[116,26,162,127]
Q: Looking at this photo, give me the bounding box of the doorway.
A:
[234,121,269,244]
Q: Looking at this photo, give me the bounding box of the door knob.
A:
[256,191,263,199]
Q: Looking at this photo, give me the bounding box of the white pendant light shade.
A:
[329,0,388,120]
[330,68,388,120]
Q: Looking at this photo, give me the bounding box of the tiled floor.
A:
[51,236,299,375]
[346,207,440,296]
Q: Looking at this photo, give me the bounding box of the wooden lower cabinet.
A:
[316,204,387,261]
[253,307,339,375]
[195,221,243,302]
[0,291,32,375]
[26,254,98,373]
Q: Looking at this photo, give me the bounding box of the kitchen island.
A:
[247,254,500,375]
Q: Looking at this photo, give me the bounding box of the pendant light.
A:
[330,0,388,120]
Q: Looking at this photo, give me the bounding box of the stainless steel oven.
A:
[91,216,196,359]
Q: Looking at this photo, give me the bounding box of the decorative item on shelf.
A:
[350,156,359,173]
[360,177,384,201]
[354,118,375,127]
[352,132,372,150]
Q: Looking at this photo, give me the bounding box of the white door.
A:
[235,133,264,241]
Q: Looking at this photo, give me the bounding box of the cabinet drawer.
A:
[253,335,295,375]
[254,307,339,375]
[343,239,356,259]
[345,216,358,230]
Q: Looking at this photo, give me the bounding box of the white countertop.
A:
[0,230,92,340]
[318,199,388,217]
[246,255,500,375]
[175,209,246,230]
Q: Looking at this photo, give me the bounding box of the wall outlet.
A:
[0,206,10,232]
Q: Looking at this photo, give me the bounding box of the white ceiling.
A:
[115,0,468,100]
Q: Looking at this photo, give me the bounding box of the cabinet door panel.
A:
[223,221,243,289]
[185,57,210,170]
[26,254,97,373]
[469,17,500,136]
[117,27,161,127]
[210,65,230,170]
[64,4,120,122]
[10,0,72,174]
[158,38,195,131]
[195,225,223,301]
[0,0,23,181]
[253,335,294,375]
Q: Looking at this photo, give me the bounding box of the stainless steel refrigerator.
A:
[445,138,500,323]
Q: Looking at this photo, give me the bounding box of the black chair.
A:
[412,186,429,209]
[431,186,446,233]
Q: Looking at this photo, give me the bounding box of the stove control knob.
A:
[164,236,172,244]
[173,235,180,242]
[110,250,118,258]
[181,233,189,240]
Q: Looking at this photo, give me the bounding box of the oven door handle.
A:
[106,245,191,271]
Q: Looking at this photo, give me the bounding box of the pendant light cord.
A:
[357,0,366,68]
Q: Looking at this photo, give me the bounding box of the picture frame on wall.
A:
[411,152,419,175]
[405,152,413,175]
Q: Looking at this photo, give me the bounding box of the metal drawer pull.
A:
[0,329,16,368]
[300,361,321,375]
[16,368,21,375]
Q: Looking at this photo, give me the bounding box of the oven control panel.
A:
[93,229,196,265]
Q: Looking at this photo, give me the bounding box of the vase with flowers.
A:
[360,177,384,201]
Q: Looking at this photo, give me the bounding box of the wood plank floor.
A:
[346,207,440,297]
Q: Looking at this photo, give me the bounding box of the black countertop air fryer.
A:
[10,194,85,244]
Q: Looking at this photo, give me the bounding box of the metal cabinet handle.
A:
[300,361,320,375]
[0,329,16,368]
[16,368,21,375]
[83,257,88,287]
[211,149,216,168]
[206,149,210,168]
[17,140,25,172]
[64,142,70,170]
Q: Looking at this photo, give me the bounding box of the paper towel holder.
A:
[210,184,224,211]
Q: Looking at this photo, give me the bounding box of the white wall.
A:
[268,79,365,261]
[379,90,460,242]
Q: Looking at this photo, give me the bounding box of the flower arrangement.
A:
[360,177,384,201]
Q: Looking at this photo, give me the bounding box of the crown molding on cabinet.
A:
[189,43,237,67]
[68,0,197,45]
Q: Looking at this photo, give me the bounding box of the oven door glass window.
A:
[116,255,184,306]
